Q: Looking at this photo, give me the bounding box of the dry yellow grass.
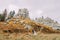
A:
[0,17,60,40]
[0,32,60,40]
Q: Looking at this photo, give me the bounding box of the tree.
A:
[17,8,30,19]
[3,9,7,21]
[0,14,2,21]
[3,9,7,17]
[42,16,44,19]
[0,14,5,21]
[10,10,15,17]
[8,10,15,19]
[0,9,7,21]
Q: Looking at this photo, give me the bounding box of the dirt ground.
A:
[0,31,60,40]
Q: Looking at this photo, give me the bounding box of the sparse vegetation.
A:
[0,33,60,40]
[0,8,60,40]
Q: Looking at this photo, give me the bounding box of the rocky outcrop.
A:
[35,16,60,29]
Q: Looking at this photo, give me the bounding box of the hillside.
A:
[0,8,60,40]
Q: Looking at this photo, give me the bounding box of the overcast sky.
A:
[0,0,60,23]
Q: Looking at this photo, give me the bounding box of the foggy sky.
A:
[0,0,60,23]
